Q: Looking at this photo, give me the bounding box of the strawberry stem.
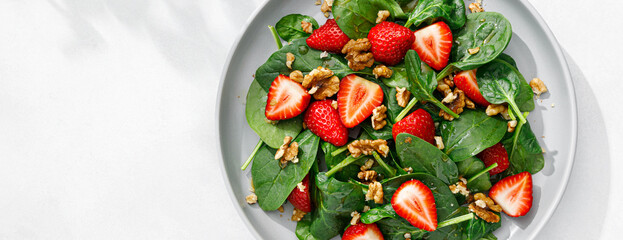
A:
[437,213,475,229]
[394,98,418,122]
[372,152,396,178]
[467,163,498,183]
[433,100,460,119]
[326,155,364,177]
[241,140,263,170]
[268,25,283,49]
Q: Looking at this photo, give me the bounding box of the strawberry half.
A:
[304,100,349,146]
[337,74,384,128]
[342,222,384,240]
[265,75,311,121]
[368,21,415,66]
[287,174,312,212]
[306,19,351,53]
[489,172,533,217]
[392,109,435,144]
[391,179,437,231]
[454,69,491,107]
[477,143,510,176]
[411,22,453,71]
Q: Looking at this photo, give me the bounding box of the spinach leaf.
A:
[467,172,492,193]
[295,214,321,240]
[322,141,362,182]
[245,79,303,148]
[501,122,544,175]
[361,120,394,140]
[437,12,512,81]
[395,133,459,185]
[275,14,319,42]
[383,63,410,89]
[377,217,427,240]
[361,204,398,224]
[395,0,418,13]
[332,0,407,39]
[251,130,320,211]
[461,207,501,239]
[310,172,365,239]
[497,52,518,68]
[440,109,507,162]
[456,156,484,177]
[404,0,466,30]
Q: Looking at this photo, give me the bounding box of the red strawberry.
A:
[392,109,435,144]
[454,69,491,107]
[411,21,453,71]
[304,100,349,146]
[489,172,533,217]
[342,222,384,240]
[368,21,415,66]
[306,19,351,53]
[477,143,510,175]
[265,75,311,121]
[287,174,312,212]
[391,180,437,231]
[337,74,384,128]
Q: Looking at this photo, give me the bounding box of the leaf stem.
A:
[241,140,263,170]
[437,213,475,229]
[433,100,460,119]
[507,100,526,124]
[268,25,283,49]
[326,155,363,177]
[467,163,498,183]
[331,144,350,157]
[395,98,418,122]
[372,152,396,178]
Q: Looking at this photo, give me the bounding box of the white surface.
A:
[0,0,620,239]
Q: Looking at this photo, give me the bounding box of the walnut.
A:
[474,193,502,212]
[469,203,500,223]
[437,78,453,96]
[246,193,258,204]
[348,139,389,158]
[441,91,457,104]
[440,89,467,121]
[366,181,384,204]
[331,100,338,110]
[290,70,304,83]
[500,107,511,120]
[278,205,284,213]
[321,0,333,17]
[434,136,445,150]
[508,120,517,132]
[530,78,548,97]
[373,65,393,79]
[274,136,299,167]
[363,205,371,212]
[465,97,476,109]
[350,211,361,225]
[342,39,375,71]
[404,233,412,240]
[315,0,321,5]
[376,10,390,23]
[292,208,307,221]
[469,2,484,13]
[468,47,480,55]
[296,182,306,192]
[395,87,411,108]
[320,51,329,58]
[302,67,340,100]
[360,159,374,171]
[358,170,378,182]
[486,104,507,116]
[449,177,469,197]
[301,21,313,34]
[286,52,295,69]
[403,167,413,173]
[371,105,388,130]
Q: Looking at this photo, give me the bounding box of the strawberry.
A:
[391,179,437,232]
[306,19,351,53]
[453,69,491,107]
[337,74,384,128]
[489,172,533,217]
[265,75,311,121]
[304,100,349,146]
[477,143,510,175]
[411,21,453,71]
[392,109,435,144]
[342,222,384,240]
[287,174,312,212]
[368,21,415,66]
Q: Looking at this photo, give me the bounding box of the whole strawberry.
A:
[304,100,349,146]
[392,108,435,144]
[287,174,312,212]
[477,143,510,175]
[306,19,351,53]
[368,21,415,66]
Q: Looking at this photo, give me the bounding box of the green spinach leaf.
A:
[322,141,362,182]
[404,0,466,30]
[361,204,398,224]
[395,133,459,184]
[395,0,418,13]
[440,109,507,162]
[477,59,535,120]
[457,156,484,177]
[296,214,321,240]
[501,121,544,175]
[377,217,427,240]
[332,0,407,39]
[275,14,319,42]
[497,52,518,68]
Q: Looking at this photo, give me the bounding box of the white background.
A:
[0,0,621,239]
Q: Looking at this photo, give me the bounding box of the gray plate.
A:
[216,0,577,239]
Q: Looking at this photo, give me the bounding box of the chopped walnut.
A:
[303,67,340,100]
[434,136,445,150]
[331,100,338,110]
[320,51,329,58]
[465,97,476,109]
[296,182,306,192]
[440,89,467,121]
[500,107,511,120]
[321,0,333,18]
[404,232,412,239]
[373,65,393,79]
[449,177,470,197]
[292,208,307,221]
[348,139,389,158]
[508,120,518,133]
[350,211,361,225]
[468,47,480,55]
[474,193,502,212]
[246,193,258,204]
[342,39,374,71]
[290,70,304,83]
[441,91,457,104]
[469,2,484,13]
[274,136,299,167]
[437,78,453,96]
[315,0,321,5]
[366,181,384,204]
[395,87,411,108]
[278,205,284,213]
[530,78,548,97]
[376,10,390,23]
[301,21,313,34]
[486,104,507,116]
[403,167,413,173]
[286,52,295,69]
[360,159,374,171]
[469,203,500,223]
[363,205,371,212]
[358,170,378,182]
[371,105,388,130]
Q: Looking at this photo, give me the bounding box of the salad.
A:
[241,0,549,239]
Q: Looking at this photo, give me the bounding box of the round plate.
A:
[216,0,577,239]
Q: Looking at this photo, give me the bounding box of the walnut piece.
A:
[278,205,284,213]
[394,87,411,108]
[530,78,548,97]
[350,211,361,225]
[301,21,313,34]
[274,136,299,167]
[358,170,378,182]
[468,47,480,55]
[465,97,476,109]
[469,203,500,223]
[507,120,518,133]
[315,0,321,5]
[321,0,333,17]
[331,100,338,110]
[363,205,371,212]
[469,2,484,13]
[376,10,390,23]
[246,193,258,204]
[437,78,453,96]
[449,177,469,197]
[342,38,375,71]
[296,182,306,192]
[434,136,445,150]
[403,167,413,174]
[373,65,393,79]
[371,105,388,130]
[366,181,384,204]
[440,89,467,121]
[404,232,412,240]
[474,193,502,212]
[290,70,304,83]
[348,139,389,158]
[360,159,374,171]
[486,104,507,116]
[303,67,340,100]
[292,208,307,221]
[286,52,295,69]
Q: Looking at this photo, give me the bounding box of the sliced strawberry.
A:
[337,74,384,128]
[368,21,415,66]
[477,143,510,175]
[392,109,435,144]
[306,19,351,53]
[454,69,491,107]
[411,22,453,71]
[265,75,311,121]
[391,179,437,231]
[342,222,384,240]
[304,100,349,146]
[489,172,533,217]
[287,174,312,212]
